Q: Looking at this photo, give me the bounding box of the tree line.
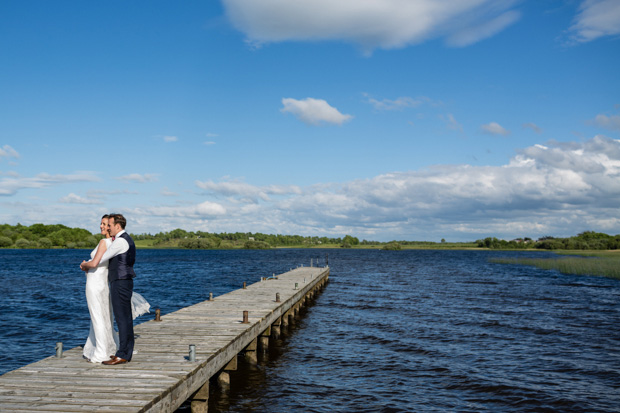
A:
[476,231,620,250]
[0,223,99,249]
[1,223,618,250]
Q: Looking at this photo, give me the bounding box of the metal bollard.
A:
[209,292,213,301]
[243,282,246,289]
[189,344,196,362]
[276,293,281,303]
[294,282,298,290]
[242,310,249,324]
[55,342,63,358]
[155,308,161,321]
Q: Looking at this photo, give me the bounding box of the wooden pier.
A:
[0,265,329,412]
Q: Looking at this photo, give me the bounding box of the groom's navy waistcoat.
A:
[108,232,136,282]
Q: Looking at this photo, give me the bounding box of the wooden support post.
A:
[190,381,209,413]
[282,311,290,328]
[271,316,282,339]
[217,371,230,389]
[288,308,295,326]
[259,326,271,352]
[217,356,237,390]
[244,338,258,364]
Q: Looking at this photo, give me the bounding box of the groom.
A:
[82,213,136,365]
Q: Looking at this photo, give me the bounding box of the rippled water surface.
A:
[1,249,619,412]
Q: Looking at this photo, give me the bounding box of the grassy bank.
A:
[490,251,620,279]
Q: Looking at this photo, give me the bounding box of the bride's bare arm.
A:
[80,239,108,271]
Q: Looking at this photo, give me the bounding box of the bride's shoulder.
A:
[100,238,113,247]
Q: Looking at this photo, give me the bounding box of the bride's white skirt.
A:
[83,267,118,363]
[83,269,150,363]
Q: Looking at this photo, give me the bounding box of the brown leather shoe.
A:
[102,356,128,365]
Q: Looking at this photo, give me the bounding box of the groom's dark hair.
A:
[109,213,127,229]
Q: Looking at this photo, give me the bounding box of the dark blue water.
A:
[1,249,619,412]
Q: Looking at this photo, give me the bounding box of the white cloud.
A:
[203,141,216,146]
[138,201,226,218]
[0,172,99,196]
[157,135,618,241]
[568,0,620,43]
[522,122,542,133]
[446,10,521,47]
[0,145,19,160]
[481,122,510,136]
[593,113,620,131]
[4,138,620,242]
[115,173,158,183]
[196,178,301,203]
[442,113,463,133]
[222,0,521,53]
[161,187,178,197]
[364,94,427,111]
[163,136,178,142]
[206,133,218,138]
[281,98,353,126]
[60,193,102,205]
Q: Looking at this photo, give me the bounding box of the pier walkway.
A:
[0,265,329,412]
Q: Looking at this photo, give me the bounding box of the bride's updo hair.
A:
[101,214,110,220]
[109,213,127,229]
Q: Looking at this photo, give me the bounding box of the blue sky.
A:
[1,0,619,242]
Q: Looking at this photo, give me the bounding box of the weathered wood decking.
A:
[0,265,329,412]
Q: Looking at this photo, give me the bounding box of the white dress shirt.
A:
[99,229,130,265]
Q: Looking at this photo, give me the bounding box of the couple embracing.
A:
[80,214,149,365]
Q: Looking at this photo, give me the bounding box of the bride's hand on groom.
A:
[80,260,91,272]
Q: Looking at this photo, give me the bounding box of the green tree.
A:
[0,236,12,248]
[342,235,359,246]
[382,242,401,250]
[38,237,53,248]
[15,238,31,248]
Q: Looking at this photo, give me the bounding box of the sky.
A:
[1,0,619,242]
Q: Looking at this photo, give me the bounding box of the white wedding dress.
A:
[83,238,150,363]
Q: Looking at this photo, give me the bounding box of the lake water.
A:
[1,248,619,412]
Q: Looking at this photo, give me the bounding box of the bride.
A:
[82,214,150,363]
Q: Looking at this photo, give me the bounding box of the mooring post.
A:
[189,344,196,362]
[242,310,249,324]
[276,292,281,302]
[155,308,161,321]
[209,292,213,301]
[243,281,246,289]
[55,342,63,358]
